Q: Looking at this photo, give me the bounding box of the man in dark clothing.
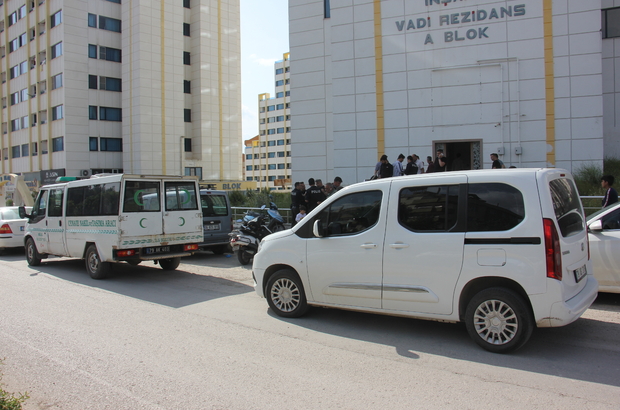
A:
[601,175,618,208]
[404,155,418,175]
[435,149,447,172]
[333,176,343,191]
[290,182,301,226]
[426,156,435,173]
[304,178,326,212]
[379,155,393,178]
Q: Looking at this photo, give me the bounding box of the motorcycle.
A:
[230,203,286,265]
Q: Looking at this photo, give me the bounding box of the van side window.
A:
[48,188,64,217]
[316,191,382,236]
[67,183,120,216]
[398,186,458,231]
[467,183,525,231]
[602,209,620,230]
[32,190,49,221]
[201,194,228,216]
[123,181,160,212]
[165,182,198,211]
[549,178,584,237]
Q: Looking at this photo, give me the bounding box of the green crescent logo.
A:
[179,217,185,226]
[139,218,147,228]
[134,190,145,206]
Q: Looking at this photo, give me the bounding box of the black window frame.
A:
[100,137,122,152]
[89,136,98,151]
[602,7,620,39]
[99,16,121,33]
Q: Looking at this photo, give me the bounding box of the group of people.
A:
[374,150,448,179]
[290,177,344,225]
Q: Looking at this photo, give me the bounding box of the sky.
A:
[239,0,290,142]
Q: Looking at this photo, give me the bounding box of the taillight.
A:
[543,218,562,280]
[117,249,136,257]
[184,244,199,251]
[0,224,13,234]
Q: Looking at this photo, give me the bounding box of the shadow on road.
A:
[4,249,253,309]
[268,295,620,387]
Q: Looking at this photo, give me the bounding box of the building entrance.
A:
[434,141,481,171]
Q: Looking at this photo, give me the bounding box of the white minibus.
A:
[20,174,203,279]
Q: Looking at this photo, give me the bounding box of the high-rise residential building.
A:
[0,0,241,188]
[289,0,619,184]
[244,53,291,190]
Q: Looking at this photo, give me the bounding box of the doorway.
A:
[434,141,481,171]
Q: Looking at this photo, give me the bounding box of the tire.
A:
[85,245,110,280]
[26,238,41,266]
[159,257,181,271]
[126,260,141,266]
[465,287,533,353]
[266,269,309,318]
[237,249,252,265]
[211,244,230,255]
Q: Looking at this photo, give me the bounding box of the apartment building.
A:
[0,0,241,188]
[289,0,619,184]
[244,53,291,190]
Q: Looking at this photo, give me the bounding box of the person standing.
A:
[304,178,326,212]
[333,176,343,191]
[601,175,618,208]
[404,155,418,175]
[290,182,301,227]
[413,154,425,174]
[393,154,405,177]
[426,156,435,173]
[324,182,335,197]
[490,153,505,169]
[316,179,325,195]
[379,155,393,178]
[435,149,447,172]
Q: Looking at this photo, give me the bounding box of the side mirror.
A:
[313,219,324,238]
[588,220,603,232]
[18,206,29,219]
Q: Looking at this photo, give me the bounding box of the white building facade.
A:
[245,53,292,190]
[289,0,619,184]
[0,0,241,187]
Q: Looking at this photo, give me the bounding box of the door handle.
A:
[59,220,62,226]
[360,243,377,249]
[389,243,409,249]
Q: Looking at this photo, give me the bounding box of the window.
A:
[21,144,29,157]
[278,163,285,169]
[275,68,283,75]
[246,165,252,171]
[277,128,285,134]
[184,167,202,180]
[268,164,276,170]
[8,12,18,26]
[603,8,620,39]
[52,136,64,152]
[277,151,284,157]
[100,76,122,91]
[184,138,192,152]
[88,13,97,28]
[100,46,121,62]
[276,92,284,98]
[268,140,276,146]
[123,181,160,212]
[11,146,20,158]
[399,186,459,231]
[106,0,121,3]
[267,105,275,111]
[31,113,37,127]
[285,91,290,96]
[183,52,190,65]
[246,177,253,181]
[184,80,191,94]
[18,5,26,19]
[268,129,276,135]
[100,107,122,121]
[245,154,252,160]
[184,109,191,122]
[267,117,276,123]
[50,10,62,28]
[268,176,276,181]
[99,16,121,32]
[324,0,330,18]
[314,191,382,236]
[276,103,284,110]
[183,23,190,36]
[51,73,62,90]
[200,193,228,217]
[467,184,525,232]
[89,75,98,89]
[51,42,62,58]
[183,0,190,8]
[10,92,19,106]
[277,139,285,146]
[89,137,98,151]
[275,80,284,87]
[268,152,275,158]
[41,140,48,154]
[549,178,584,237]
[52,105,63,121]
[89,105,98,120]
[31,142,38,156]
[100,137,122,151]
[67,183,121,216]
[276,116,284,122]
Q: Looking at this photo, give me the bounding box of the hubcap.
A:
[473,299,518,345]
[27,243,34,260]
[271,278,300,312]
[88,252,100,273]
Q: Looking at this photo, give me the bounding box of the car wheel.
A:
[237,249,252,265]
[126,260,141,266]
[266,269,309,318]
[159,257,181,271]
[26,238,41,266]
[85,245,110,280]
[465,287,533,353]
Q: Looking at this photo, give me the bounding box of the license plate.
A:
[205,224,220,231]
[574,265,587,283]
[145,246,170,255]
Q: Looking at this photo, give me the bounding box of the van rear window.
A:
[123,181,160,212]
[201,195,228,216]
[549,178,584,237]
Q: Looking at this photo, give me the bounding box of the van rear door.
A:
[162,180,201,235]
[539,170,591,299]
[121,179,164,236]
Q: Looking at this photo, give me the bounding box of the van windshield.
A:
[201,194,228,216]
[549,178,584,237]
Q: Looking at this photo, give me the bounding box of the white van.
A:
[20,174,203,279]
[252,169,598,353]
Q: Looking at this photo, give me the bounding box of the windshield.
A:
[587,202,620,222]
[201,194,228,216]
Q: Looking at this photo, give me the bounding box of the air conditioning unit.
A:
[80,169,91,177]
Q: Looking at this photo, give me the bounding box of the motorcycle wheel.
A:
[237,249,252,265]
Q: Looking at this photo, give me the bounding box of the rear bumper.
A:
[536,275,599,328]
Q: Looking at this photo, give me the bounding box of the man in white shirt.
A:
[413,154,425,174]
[393,154,405,177]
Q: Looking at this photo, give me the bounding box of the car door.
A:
[28,189,50,254]
[305,188,387,308]
[46,187,66,255]
[588,206,620,290]
[382,176,466,315]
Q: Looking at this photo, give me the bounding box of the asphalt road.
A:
[1,249,619,410]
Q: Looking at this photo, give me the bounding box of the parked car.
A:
[587,202,620,293]
[0,206,32,250]
[252,169,598,353]
[198,189,233,254]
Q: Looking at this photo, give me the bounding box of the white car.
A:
[587,202,620,293]
[0,206,32,250]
